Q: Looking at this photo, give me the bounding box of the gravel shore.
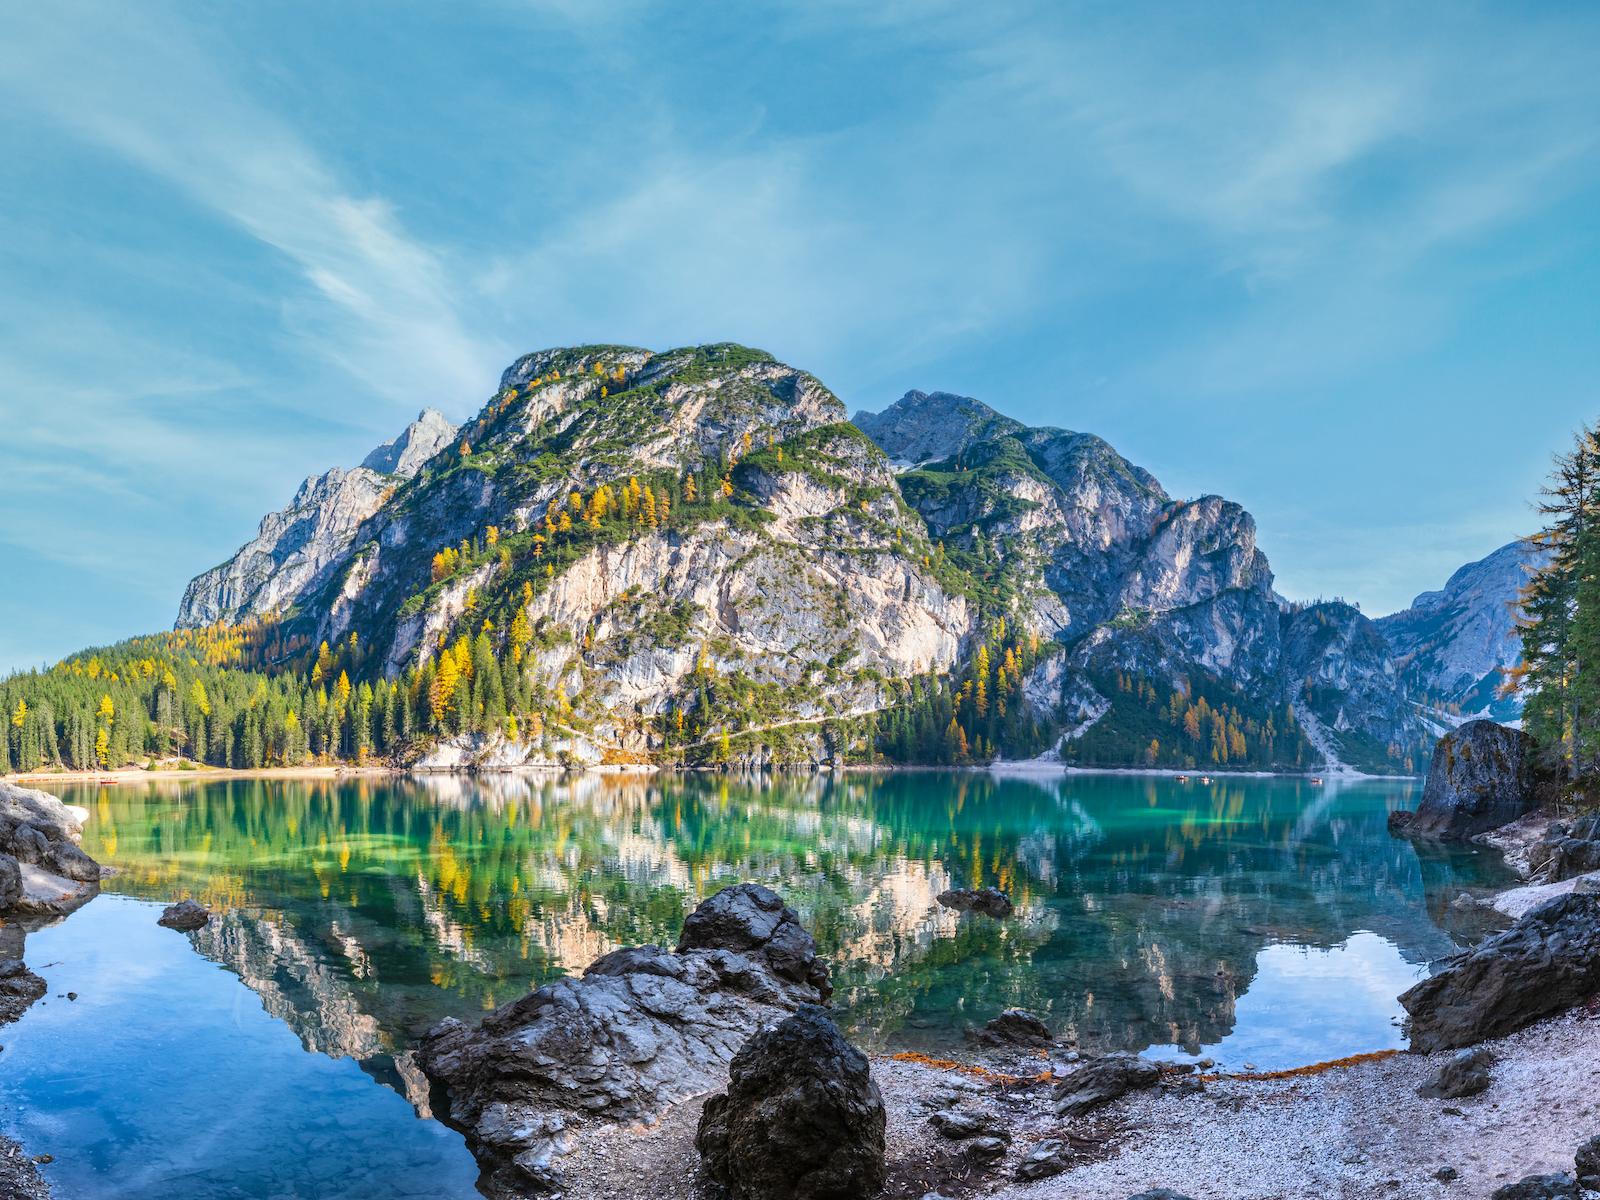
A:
[548,993,1600,1200]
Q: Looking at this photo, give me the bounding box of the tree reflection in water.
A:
[54,770,1515,1082]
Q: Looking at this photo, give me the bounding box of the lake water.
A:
[6,770,1517,1198]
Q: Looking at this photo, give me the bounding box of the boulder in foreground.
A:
[1400,893,1600,1053]
[157,899,211,931]
[416,883,831,1198]
[1393,720,1536,840]
[695,1004,885,1200]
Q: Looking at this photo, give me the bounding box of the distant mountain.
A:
[1374,540,1545,722]
[171,347,1425,773]
[177,409,458,629]
[852,390,1024,468]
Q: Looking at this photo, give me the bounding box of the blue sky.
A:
[2,0,1597,672]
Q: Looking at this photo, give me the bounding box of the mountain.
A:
[852,390,1024,468]
[1374,540,1545,723]
[174,344,1425,773]
[178,409,458,629]
[864,411,1424,773]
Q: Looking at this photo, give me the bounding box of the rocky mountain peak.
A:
[852,390,1025,467]
[360,408,460,479]
[1375,539,1548,719]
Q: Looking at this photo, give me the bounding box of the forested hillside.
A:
[8,342,1454,776]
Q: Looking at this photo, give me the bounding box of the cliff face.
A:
[176,345,1425,771]
[1374,541,1544,720]
[875,410,1424,771]
[177,409,459,629]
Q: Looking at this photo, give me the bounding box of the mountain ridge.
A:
[170,344,1430,773]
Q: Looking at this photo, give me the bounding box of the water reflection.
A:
[46,770,1515,1074]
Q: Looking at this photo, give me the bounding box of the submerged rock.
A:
[695,1004,886,1200]
[1396,720,1536,840]
[157,899,212,932]
[964,1008,1053,1049]
[1400,893,1600,1052]
[1416,1047,1494,1098]
[936,887,1014,918]
[416,884,831,1198]
[1052,1052,1163,1118]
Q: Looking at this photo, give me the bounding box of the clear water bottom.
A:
[2,896,479,1200]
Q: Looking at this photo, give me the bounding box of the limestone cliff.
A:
[174,344,1426,771]
[1374,540,1544,721]
[177,409,459,628]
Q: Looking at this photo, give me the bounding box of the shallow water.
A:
[9,769,1516,1197]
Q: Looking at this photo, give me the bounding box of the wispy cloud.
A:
[0,0,501,414]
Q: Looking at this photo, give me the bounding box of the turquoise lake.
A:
[3,770,1517,1198]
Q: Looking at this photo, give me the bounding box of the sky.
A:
[1,0,1598,673]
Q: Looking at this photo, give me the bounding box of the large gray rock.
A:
[0,855,20,912]
[1400,893,1600,1052]
[0,782,101,915]
[158,899,211,931]
[695,1004,886,1200]
[1396,720,1536,839]
[1052,1052,1163,1118]
[1416,1047,1493,1098]
[677,882,831,1001]
[416,885,831,1198]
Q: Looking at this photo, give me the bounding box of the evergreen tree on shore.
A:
[1506,420,1600,775]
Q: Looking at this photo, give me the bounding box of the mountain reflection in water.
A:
[53,770,1515,1082]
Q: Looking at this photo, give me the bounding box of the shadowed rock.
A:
[677,882,832,1001]
[157,899,212,932]
[1400,893,1600,1052]
[695,1004,886,1200]
[417,884,831,1198]
[1574,1132,1599,1188]
[937,887,1014,918]
[1396,720,1536,840]
[964,1008,1053,1048]
[1526,817,1600,883]
[928,1109,1009,1141]
[1489,1174,1578,1200]
[1416,1047,1493,1098]
[1052,1052,1163,1118]
[1016,1140,1071,1181]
